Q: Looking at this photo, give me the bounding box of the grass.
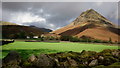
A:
[1,41,119,59]
[2,49,64,59]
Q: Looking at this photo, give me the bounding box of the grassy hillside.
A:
[0,21,17,25]
[1,21,51,39]
[2,25,46,39]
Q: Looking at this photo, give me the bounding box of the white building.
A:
[26,36,30,39]
[33,36,39,38]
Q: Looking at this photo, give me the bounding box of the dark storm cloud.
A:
[2,2,118,30]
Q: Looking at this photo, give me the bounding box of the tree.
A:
[29,32,34,38]
[18,32,26,39]
[70,36,80,42]
[109,37,112,43]
[60,35,72,41]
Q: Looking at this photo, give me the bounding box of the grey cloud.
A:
[2,2,118,30]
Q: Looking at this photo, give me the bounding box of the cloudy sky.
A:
[2,2,118,30]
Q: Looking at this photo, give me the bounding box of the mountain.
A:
[29,25,52,32]
[52,9,120,42]
[1,21,49,39]
[39,28,52,32]
[71,9,115,27]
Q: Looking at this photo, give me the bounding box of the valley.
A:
[1,8,120,68]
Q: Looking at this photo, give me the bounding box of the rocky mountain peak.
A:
[80,9,101,18]
[72,9,114,27]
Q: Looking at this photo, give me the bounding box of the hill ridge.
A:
[0,21,18,25]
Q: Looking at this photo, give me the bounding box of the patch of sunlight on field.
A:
[1,41,119,52]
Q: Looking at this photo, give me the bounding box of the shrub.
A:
[102,40,109,43]
[92,39,102,43]
[108,37,112,43]
[78,38,92,42]
[60,35,113,44]
[60,35,72,41]
[70,37,80,42]
[44,36,56,40]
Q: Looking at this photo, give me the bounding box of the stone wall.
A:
[2,49,120,68]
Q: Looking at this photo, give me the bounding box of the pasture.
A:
[1,41,119,59]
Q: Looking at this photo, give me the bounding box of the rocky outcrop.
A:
[28,54,37,62]
[2,49,120,68]
[2,51,21,68]
[89,59,98,66]
[32,54,55,67]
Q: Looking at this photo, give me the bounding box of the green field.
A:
[1,41,119,59]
